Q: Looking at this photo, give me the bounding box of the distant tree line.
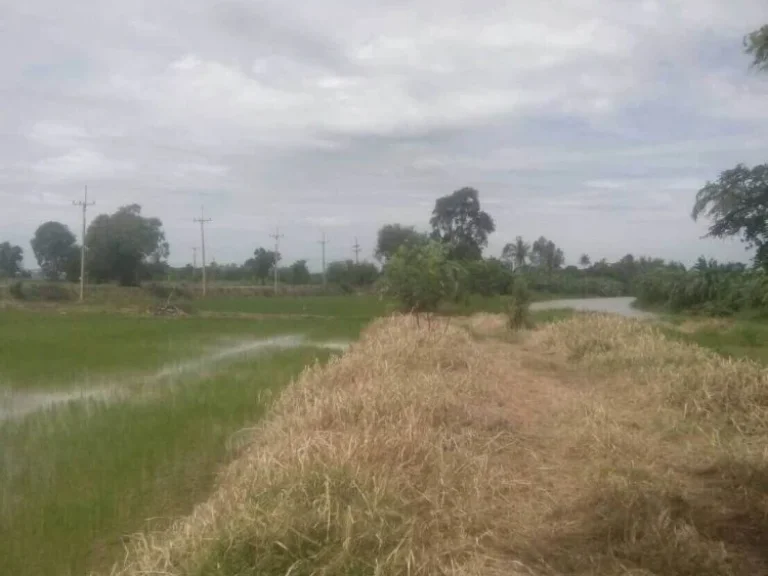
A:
[3,23,765,306]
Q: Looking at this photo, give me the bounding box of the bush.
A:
[382,241,464,314]
[8,282,73,302]
[9,280,24,300]
[505,281,533,331]
[463,258,514,296]
[635,265,768,316]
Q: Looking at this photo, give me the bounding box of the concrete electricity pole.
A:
[269,227,284,293]
[73,186,94,302]
[193,208,212,296]
[352,237,361,264]
[318,231,328,286]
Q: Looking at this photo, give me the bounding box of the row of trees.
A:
[0,205,169,285]
[379,25,768,313]
[3,25,764,295]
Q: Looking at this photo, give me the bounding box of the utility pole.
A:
[269,227,283,293]
[318,231,328,286]
[352,237,361,264]
[73,185,94,302]
[193,207,212,296]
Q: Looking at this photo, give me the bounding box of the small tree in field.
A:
[382,241,462,315]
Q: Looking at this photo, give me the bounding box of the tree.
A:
[85,205,169,286]
[430,187,495,260]
[530,237,564,271]
[0,242,23,278]
[745,25,768,71]
[327,260,379,288]
[501,236,530,269]
[245,248,279,284]
[375,224,427,262]
[31,222,78,281]
[464,258,514,296]
[382,241,464,313]
[692,164,768,269]
[579,254,591,268]
[289,259,311,285]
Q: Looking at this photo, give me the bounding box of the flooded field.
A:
[0,309,363,576]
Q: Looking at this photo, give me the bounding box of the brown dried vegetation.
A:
[111,314,768,576]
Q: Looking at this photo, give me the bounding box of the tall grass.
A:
[111,315,768,576]
[635,265,768,316]
[0,347,333,576]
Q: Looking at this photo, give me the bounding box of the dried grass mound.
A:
[111,315,768,576]
[529,314,768,433]
[110,316,537,576]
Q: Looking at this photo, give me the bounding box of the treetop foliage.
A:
[430,187,495,261]
[745,24,768,70]
[31,221,78,281]
[692,163,768,269]
[86,204,169,286]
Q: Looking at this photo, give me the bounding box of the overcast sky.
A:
[1,0,767,270]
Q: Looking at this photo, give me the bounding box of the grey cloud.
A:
[1,0,767,270]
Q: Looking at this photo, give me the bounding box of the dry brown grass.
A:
[110,314,768,576]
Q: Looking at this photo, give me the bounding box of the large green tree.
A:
[245,248,279,284]
[746,25,768,70]
[692,163,768,268]
[327,260,379,287]
[85,205,169,286]
[530,236,564,271]
[31,221,78,281]
[430,187,495,260]
[375,224,427,262]
[288,259,311,285]
[0,242,23,278]
[501,236,530,269]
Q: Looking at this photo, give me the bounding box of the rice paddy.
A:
[3,295,766,576]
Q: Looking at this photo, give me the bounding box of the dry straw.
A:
[111,314,768,576]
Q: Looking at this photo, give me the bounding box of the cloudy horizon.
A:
[2,0,767,271]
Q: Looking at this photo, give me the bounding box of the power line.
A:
[269,227,284,293]
[352,237,361,264]
[318,231,329,286]
[73,185,94,302]
[193,207,212,296]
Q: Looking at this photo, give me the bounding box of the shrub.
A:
[8,282,73,301]
[144,283,192,301]
[382,241,464,314]
[505,280,533,331]
[9,280,24,300]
